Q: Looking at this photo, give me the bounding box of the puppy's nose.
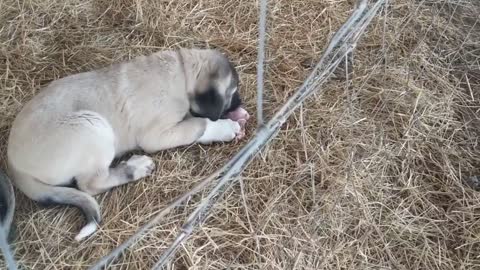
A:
[207,114,220,121]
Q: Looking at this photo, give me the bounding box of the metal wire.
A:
[0,230,16,270]
[0,169,17,270]
[256,0,268,127]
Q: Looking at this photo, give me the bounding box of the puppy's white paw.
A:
[197,119,241,144]
[122,155,155,181]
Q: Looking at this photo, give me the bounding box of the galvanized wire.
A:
[256,0,268,127]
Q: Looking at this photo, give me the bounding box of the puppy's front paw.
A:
[197,119,241,144]
[122,155,155,181]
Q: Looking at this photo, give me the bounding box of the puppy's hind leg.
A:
[72,155,154,241]
[76,155,155,196]
[9,110,155,241]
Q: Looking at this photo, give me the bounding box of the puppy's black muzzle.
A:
[190,91,243,121]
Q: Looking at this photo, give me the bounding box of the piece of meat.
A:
[226,107,250,122]
[226,107,250,140]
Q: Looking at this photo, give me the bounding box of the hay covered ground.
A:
[1,0,480,269]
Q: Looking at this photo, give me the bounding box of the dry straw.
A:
[1,0,480,269]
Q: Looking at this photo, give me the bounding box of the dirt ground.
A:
[1,0,480,269]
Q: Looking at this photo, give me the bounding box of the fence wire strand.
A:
[0,166,16,270]
[0,230,16,270]
[256,0,268,127]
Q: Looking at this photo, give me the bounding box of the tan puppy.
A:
[7,48,249,241]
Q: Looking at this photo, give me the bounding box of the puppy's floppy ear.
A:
[194,86,224,121]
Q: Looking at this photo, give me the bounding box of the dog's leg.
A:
[139,117,241,153]
[8,110,152,241]
[76,155,155,195]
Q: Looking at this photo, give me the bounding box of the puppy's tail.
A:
[9,167,101,241]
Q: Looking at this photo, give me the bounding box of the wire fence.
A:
[3,0,478,269]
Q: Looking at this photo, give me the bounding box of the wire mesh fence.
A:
[1,0,479,269]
